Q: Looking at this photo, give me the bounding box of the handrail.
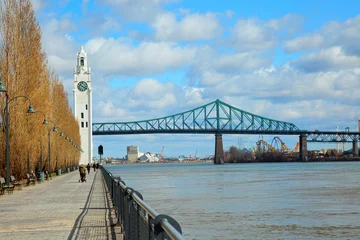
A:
[131,190,158,218]
[161,218,185,240]
[101,166,184,240]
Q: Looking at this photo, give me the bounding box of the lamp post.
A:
[0,76,36,185]
[47,120,57,178]
[30,111,48,179]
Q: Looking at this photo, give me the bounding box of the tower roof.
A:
[77,45,87,57]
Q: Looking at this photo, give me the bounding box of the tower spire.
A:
[76,46,88,74]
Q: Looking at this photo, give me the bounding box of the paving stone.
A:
[0,170,123,240]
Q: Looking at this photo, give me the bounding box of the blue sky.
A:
[31,0,360,158]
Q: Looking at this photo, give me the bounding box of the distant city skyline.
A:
[32,0,360,157]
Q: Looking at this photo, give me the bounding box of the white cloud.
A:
[41,18,77,73]
[128,78,177,109]
[284,14,360,56]
[152,12,222,41]
[186,46,272,87]
[96,101,126,117]
[254,65,276,77]
[284,34,324,53]
[198,70,227,86]
[100,0,177,22]
[85,38,196,76]
[265,14,304,33]
[82,14,121,35]
[231,18,276,51]
[30,0,47,12]
[216,52,270,71]
[183,86,205,106]
[295,46,360,72]
[231,14,303,52]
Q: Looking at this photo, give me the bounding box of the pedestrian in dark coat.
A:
[86,163,91,174]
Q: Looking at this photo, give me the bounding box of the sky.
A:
[31,0,360,158]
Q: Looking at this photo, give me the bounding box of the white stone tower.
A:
[73,46,93,165]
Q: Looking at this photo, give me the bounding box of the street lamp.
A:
[28,111,48,175]
[0,76,36,185]
[47,120,57,178]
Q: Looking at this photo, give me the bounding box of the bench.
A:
[32,171,41,183]
[45,170,52,181]
[0,177,14,194]
[10,175,22,190]
[26,173,36,185]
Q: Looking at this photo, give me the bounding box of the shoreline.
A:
[104,157,360,165]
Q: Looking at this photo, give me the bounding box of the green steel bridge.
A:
[92,99,360,163]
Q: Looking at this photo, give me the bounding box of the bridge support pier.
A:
[299,135,308,161]
[353,140,359,156]
[214,133,224,164]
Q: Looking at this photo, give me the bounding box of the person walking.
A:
[93,163,96,172]
[79,165,86,182]
[86,163,91,175]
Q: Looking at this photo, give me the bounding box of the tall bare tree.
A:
[0,0,81,178]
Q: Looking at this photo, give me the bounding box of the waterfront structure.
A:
[74,46,93,165]
[127,146,140,162]
[139,152,159,162]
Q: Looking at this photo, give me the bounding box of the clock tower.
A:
[74,46,93,165]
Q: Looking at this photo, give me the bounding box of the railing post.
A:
[119,182,125,226]
[128,190,142,239]
[154,214,182,240]
[123,187,133,239]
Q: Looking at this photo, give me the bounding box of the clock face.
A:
[77,81,88,92]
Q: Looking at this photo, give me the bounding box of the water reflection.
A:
[106,162,360,239]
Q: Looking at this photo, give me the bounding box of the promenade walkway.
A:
[0,169,122,240]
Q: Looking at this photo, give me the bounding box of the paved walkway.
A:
[0,169,123,240]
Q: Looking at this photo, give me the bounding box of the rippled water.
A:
[105,162,360,239]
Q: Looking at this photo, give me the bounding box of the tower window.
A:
[80,57,84,66]
[86,122,88,128]
[81,113,84,118]
[86,104,88,110]
[81,122,84,128]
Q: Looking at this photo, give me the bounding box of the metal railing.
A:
[101,166,184,240]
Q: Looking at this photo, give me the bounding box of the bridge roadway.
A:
[0,169,123,239]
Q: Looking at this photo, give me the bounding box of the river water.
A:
[105,162,360,239]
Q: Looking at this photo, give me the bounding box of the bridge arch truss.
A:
[93,99,300,135]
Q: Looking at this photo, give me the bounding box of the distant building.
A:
[127,146,140,162]
[139,152,159,162]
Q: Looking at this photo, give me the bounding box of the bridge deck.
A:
[0,169,122,239]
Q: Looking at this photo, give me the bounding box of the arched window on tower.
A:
[80,57,84,66]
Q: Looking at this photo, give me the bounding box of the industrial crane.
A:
[160,146,164,161]
[190,150,198,161]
